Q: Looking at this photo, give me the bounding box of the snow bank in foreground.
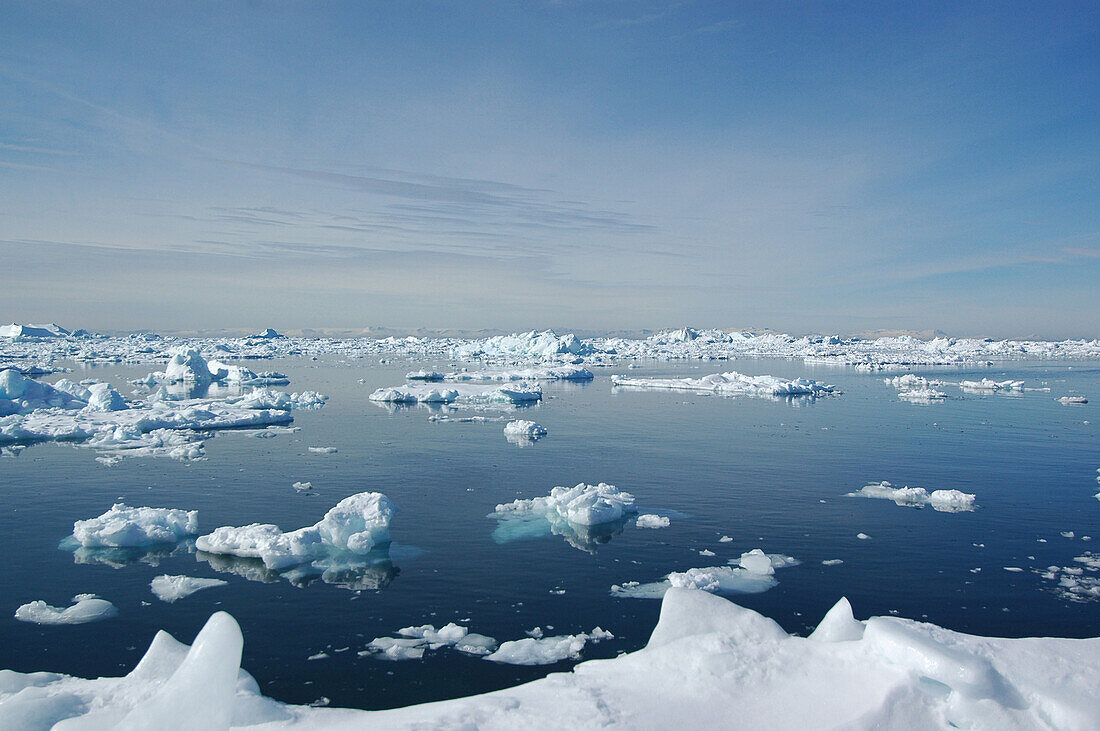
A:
[70,504,200,548]
[14,594,117,625]
[8,590,1096,729]
[849,481,977,512]
[611,371,836,397]
[150,575,228,603]
[369,382,542,405]
[196,492,396,571]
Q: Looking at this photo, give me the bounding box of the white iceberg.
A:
[196,492,396,571]
[70,504,200,548]
[14,594,117,625]
[958,378,1025,393]
[611,371,836,397]
[3,591,1099,729]
[635,514,670,529]
[496,483,637,527]
[150,575,228,603]
[849,481,977,512]
[503,420,547,443]
[369,382,542,405]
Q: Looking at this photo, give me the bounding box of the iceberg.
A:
[369,382,542,405]
[14,594,117,625]
[496,483,637,527]
[611,371,836,397]
[3,592,1099,728]
[196,492,396,571]
[849,481,977,512]
[70,504,200,548]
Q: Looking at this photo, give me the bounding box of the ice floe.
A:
[503,419,547,445]
[14,594,117,625]
[1058,395,1088,404]
[4,590,1099,729]
[848,481,977,512]
[611,371,836,397]
[369,382,542,405]
[196,492,396,571]
[887,374,948,402]
[150,575,228,603]
[408,364,593,382]
[69,504,200,548]
[1037,553,1100,602]
[495,483,637,527]
[958,378,1025,393]
[612,549,798,599]
[635,514,670,529]
[486,628,614,666]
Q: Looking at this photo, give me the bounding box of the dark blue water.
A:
[1,357,1097,710]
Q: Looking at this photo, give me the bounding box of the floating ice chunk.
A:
[822,559,844,566]
[958,378,1025,393]
[485,627,612,666]
[431,365,594,382]
[636,514,670,529]
[611,371,836,397]
[14,594,117,625]
[196,491,396,570]
[857,532,871,539]
[0,322,70,339]
[149,575,228,603]
[0,369,87,415]
[616,551,796,599]
[71,503,199,548]
[496,482,637,526]
[292,481,313,492]
[888,374,948,402]
[205,361,290,386]
[503,419,547,443]
[738,548,775,575]
[808,597,865,642]
[370,382,542,405]
[308,446,338,454]
[239,389,325,410]
[1058,396,1088,404]
[849,481,976,512]
[454,634,499,656]
[398,623,469,649]
[365,637,427,661]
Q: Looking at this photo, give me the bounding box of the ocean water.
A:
[1,356,1097,711]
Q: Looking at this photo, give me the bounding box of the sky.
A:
[1,1,1097,338]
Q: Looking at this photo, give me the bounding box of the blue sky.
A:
[1,1,1097,337]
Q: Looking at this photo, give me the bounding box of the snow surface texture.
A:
[1,354,322,460]
[13,594,117,625]
[150,575,228,603]
[5,590,1097,729]
[612,549,799,599]
[195,492,396,571]
[70,504,200,548]
[369,382,542,405]
[610,371,836,397]
[849,481,977,512]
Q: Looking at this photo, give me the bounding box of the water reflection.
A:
[490,514,628,554]
[61,537,196,569]
[196,544,398,591]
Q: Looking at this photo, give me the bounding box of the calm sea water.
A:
[1,356,1097,710]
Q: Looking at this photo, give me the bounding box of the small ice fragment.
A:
[150,575,227,603]
[15,595,118,625]
[308,447,338,454]
[822,559,844,566]
[857,533,871,540]
[636,514,670,529]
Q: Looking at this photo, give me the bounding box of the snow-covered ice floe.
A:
[68,503,200,548]
[150,575,228,603]
[407,364,593,382]
[8,589,1096,729]
[369,382,542,405]
[13,594,117,625]
[887,374,948,402]
[611,549,798,599]
[196,492,396,572]
[635,514,670,529]
[492,483,637,552]
[849,481,977,512]
[958,378,1025,393]
[610,371,836,397]
[503,419,547,446]
[1058,395,1088,404]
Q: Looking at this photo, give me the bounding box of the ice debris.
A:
[486,628,614,666]
[849,481,977,512]
[14,594,117,625]
[3,591,1098,729]
[369,382,542,405]
[150,575,228,603]
[887,374,947,402]
[958,378,1025,393]
[196,492,396,571]
[1037,553,1100,602]
[612,549,798,599]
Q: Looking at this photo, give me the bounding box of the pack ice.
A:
[0,350,323,459]
[610,371,836,397]
[5,589,1096,729]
